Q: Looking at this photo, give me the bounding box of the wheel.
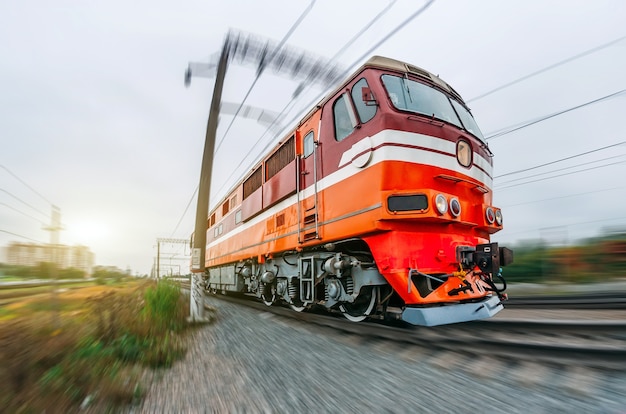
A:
[339,286,378,322]
[289,298,307,312]
[260,284,275,306]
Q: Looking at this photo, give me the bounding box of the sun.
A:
[66,219,110,245]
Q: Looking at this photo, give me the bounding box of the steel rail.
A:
[201,291,626,370]
[505,292,626,309]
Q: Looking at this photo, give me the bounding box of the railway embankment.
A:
[134,294,626,413]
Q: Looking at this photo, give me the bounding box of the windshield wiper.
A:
[402,76,413,103]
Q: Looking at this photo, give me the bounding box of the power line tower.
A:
[154,237,190,279]
[43,205,62,245]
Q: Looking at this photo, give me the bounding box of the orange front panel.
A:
[206,157,499,303]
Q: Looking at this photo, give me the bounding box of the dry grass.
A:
[0,279,199,412]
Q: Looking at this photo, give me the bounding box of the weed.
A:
[0,278,195,412]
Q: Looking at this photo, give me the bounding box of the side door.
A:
[296,109,322,243]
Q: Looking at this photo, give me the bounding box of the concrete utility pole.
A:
[188,39,231,322]
[185,30,344,322]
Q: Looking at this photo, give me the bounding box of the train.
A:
[199,55,512,326]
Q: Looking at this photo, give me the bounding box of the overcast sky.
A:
[1,0,625,275]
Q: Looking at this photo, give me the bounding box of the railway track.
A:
[505,292,626,309]
[198,290,626,371]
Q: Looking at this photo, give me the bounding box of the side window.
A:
[333,93,357,142]
[303,131,314,158]
[351,78,377,124]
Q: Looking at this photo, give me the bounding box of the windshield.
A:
[381,74,485,141]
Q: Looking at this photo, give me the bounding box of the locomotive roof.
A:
[299,56,466,126]
[362,56,464,102]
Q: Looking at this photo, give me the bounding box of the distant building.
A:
[5,242,94,277]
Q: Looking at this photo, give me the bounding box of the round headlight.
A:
[449,198,461,217]
[485,207,495,224]
[435,194,448,215]
[495,209,503,226]
[457,140,472,168]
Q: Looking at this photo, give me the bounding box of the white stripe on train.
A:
[207,129,492,249]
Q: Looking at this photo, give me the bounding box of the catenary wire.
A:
[169,1,318,237]
[497,160,626,190]
[495,154,626,187]
[499,186,623,208]
[170,185,198,238]
[0,202,47,225]
[0,188,50,219]
[214,0,317,155]
[0,165,54,207]
[211,0,401,202]
[485,88,626,140]
[0,229,45,244]
[211,0,435,204]
[467,34,626,103]
[494,140,626,179]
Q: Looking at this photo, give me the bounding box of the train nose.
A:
[401,295,504,326]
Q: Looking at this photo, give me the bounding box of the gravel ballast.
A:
[134,296,626,413]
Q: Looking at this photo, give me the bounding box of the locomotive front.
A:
[348,57,513,325]
[200,56,512,327]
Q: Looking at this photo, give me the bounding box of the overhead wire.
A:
[0,188,50,219]
[211,0,434,203]
[485,88,626,140]
[494,140,626,179]
[467,34,626,103]
[214,0,317,155]
[495,154,626,187]
[211,0,400,202]
[170,185,198,237]
[497,159,626,190]
[499,186,623,208]
[170,0,317,237]
[0,229,45,244]
[0,164,54,207]
[0,202,47,225]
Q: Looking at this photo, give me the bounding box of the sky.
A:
[1,0,625,276]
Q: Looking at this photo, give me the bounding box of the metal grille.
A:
[243,167,262,199]
[266,136,295,180]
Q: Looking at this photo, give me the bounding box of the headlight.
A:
[457,140,472,167]
[435,194,448,215]
[485,207,495,224]
[495,209,503,226]
[449,198,461,217]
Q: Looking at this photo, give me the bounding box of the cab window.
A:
[351,78,377,124]
[303,131,315,158]
[333,93,357,142]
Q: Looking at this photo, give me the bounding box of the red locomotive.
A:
[202,56,512,326]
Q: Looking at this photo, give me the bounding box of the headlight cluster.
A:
[435,194,448,215]
[449,198,461,217]
[485,206,503,226]
[495,209,503,226]
[434,194,462,217]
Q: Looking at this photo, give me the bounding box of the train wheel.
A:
[261,284,276,306]
[289,299,307,312]
[339,286,378,322]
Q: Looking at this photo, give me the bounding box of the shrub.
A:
[143,280,185,333]
[0,279,193,412]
